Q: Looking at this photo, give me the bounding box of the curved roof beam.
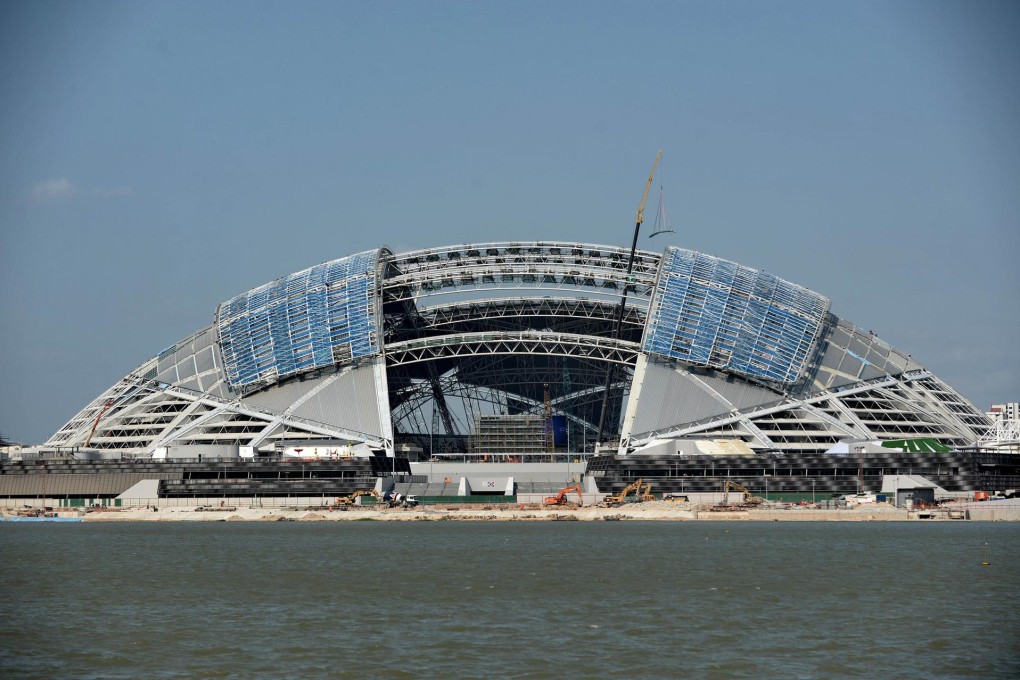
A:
[415,297,647,330]
[382,242,661,305]
[384,331,640,368]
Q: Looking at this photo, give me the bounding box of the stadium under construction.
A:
[3,241,1017,504]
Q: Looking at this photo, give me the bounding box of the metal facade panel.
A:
[193,326,215,350]
[242,375,331,414]
[698,374,782,412]
[178,376,203,393]
[0,472,179,497]
[631,361,731,435]
[643,247,830,384]
[291,365,384,438]
[207,381,233,400]
[830,326,853,349]
[810,318,925,391]
[216,249,381,390]
[859,364,887,381]
[885,350,909,372]
[155,363,178,386]
[849,337,870,359]
[176,355,197,382]
[155,325,220,387]
[195,346,216,375]
[838,354,863,379]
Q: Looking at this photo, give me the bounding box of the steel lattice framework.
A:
[46,240,994,457]
[384,332,639,368]
[644,247,830,384]
[382,242,661,304]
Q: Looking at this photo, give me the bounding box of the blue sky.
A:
[1,0,1017,444]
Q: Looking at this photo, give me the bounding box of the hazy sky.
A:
[1,0,1017,444]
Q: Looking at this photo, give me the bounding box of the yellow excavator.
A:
[331,489,380,508]
[639,481,656,502]
[722,481,763,506]
[604,478,649,506]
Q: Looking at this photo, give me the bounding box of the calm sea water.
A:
[2,521,1018,679]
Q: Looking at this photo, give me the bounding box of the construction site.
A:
[5,163,1016,513]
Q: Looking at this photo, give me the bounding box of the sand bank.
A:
[55,502,944,522]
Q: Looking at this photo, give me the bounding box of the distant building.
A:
[988,403,1020,422]
[0,434,24,458]
[982,402,1020,451]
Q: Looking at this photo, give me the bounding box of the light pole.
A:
[812,480,816,504]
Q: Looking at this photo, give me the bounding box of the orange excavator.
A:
[83,399,116,448]
[544,484,584,506]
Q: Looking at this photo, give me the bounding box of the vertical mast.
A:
[595,150,662,449]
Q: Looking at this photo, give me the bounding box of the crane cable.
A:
[650,153,675,238]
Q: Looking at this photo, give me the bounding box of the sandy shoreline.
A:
[11,498,1018,522]
[23,502,952,522]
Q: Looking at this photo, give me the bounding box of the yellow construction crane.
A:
[635,149,662,228]
[595,149,663,446]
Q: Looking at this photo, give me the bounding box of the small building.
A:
[881,474,941,508]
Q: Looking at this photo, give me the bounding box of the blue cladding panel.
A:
[216,250,380,389]
[643,247,830,384]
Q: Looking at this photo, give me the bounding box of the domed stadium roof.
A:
[46,242,991,456]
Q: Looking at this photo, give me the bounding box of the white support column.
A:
[372,357,395,455]
[618,353,649,453]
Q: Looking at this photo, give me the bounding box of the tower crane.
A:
[595,150,662,448]
[635,150,662,228]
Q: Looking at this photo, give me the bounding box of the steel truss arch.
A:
[416,297,646,330]
[384,332,641,368]
[382,241,662,305]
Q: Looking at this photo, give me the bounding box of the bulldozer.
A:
[544,484,584,506]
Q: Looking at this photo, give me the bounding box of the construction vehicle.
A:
[331,489,380,508]
[83,399,115,448]
[544,484,584,506]
[603,478,645,506]
[663,493,689,503]
[386,492,419,508]
[639,481,655,502]
[595,150,662,445]
[722,481,763,506]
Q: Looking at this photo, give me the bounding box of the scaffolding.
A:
[472,415,550,455]
[216,250,381,391]
[643,247,830,384]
